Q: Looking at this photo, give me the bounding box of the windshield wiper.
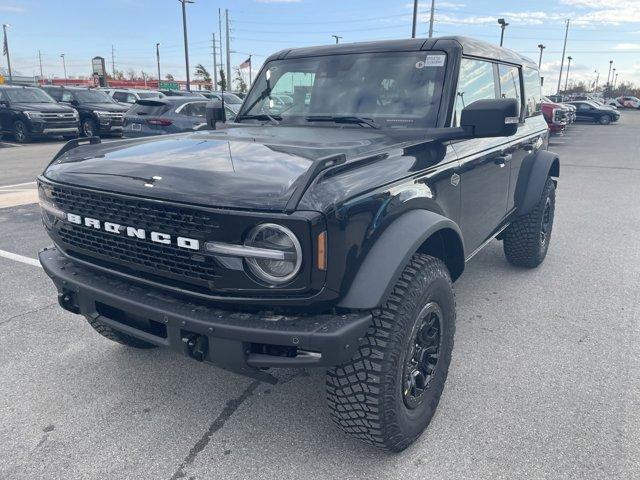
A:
[305,115,379,129]
[235,113,281,126]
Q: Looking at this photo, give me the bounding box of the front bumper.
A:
[39,247,370,383]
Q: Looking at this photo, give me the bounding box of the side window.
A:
[47,89,62,101]
[523,67,541,117]
[453,58,497,126]
[188,102,206,117]
[127,93,137,104]
[112,92,127,102]
[61,91,74,103]
[498,64,521,106]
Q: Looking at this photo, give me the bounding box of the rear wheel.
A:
[85,316,157,349]
[599,114,611,125]
[503,177,556,268]
[81,117,97,137]
[326,254,455,451]
[13,120,31,143]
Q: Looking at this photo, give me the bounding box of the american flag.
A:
[239,57,251,69]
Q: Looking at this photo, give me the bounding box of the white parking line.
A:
[0,249,42,268]
[0,181,36,189]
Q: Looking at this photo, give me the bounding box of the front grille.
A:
[100,112,125,125]
[41,112,76,121]
[50,185,222,289]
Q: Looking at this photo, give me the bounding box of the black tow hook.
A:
[182,333,209,362]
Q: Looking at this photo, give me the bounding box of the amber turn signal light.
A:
[317,231,327,271]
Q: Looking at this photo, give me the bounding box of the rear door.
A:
[453,58,512,254]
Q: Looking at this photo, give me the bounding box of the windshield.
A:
[5,88,55,103]
[238,51,447,128]
[222,92,243,104]
[73,89,115,103]
[137,92,162,99]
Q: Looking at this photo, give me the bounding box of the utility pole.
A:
[225,9,231,90]
[556,19,570,94]
[332,35,342,44]
[411,0,418,38]
[60,53,67,85]
[564,56,572,92]
[218,8,224,84]
[212,33,218,89]
[428,0,436,38]
[38,50,44,79]
[605,60,613,98]
[498,18,508,46]
[3,24,12,83]
[179,0,194,91]
[111,45,115,77]
[593,70,599,93]
[537,44,546,69]
[156,43,161,88]
[613,72,618,91]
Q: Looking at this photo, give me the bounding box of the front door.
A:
[451,58,511,254]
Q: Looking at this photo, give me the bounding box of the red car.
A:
[541,99,567,134]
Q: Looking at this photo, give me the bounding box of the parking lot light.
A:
[498,18,509,46]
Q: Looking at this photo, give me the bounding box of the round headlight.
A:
[244,223,302,285]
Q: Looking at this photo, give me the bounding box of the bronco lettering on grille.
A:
[66,212,200,251]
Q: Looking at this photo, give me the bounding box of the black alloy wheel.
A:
[403,302,443,409]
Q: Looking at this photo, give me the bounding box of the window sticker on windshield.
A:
[425,55,446,67]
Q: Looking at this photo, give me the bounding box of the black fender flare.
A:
[337,210,465,310]
[515,149,560,216]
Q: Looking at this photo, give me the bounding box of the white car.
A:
[103,89,165,105]
[608,96,640,109]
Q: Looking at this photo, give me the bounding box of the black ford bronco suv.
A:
[38,37,559,451]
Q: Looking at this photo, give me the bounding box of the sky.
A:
[1,0,640,94]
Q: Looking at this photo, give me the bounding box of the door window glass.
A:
[453,58,497,126]
[522,67,541,117]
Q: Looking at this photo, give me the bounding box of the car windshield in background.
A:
[238,51,447,128]
[137,92,162,99]
[73,90,115,103]
[5,88,55,103]
[222,93,243,104]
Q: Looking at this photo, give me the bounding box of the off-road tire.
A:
[13,120,31,143]
[599,114,611,125]
[85,316,157,349]
[81,118,97,137]
[326,254,455,451]
[503,177,556,268]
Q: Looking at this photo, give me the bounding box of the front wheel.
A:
[13,120,31,143]
[326,254,455,451]
[81,118,98,137]
[599,115,611,125]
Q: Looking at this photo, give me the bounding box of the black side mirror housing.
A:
[205,100,226,129]
[459,98,520,137]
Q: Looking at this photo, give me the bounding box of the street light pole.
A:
[156,42,161,89]
[593,70,599,93]
[613,72,618,92]
[60,54,67,85]
[605,60,613,97]
[564,56,572,92]
[556,19,570,94]
[428,0,436,38]
[3,24,12,84]
[179,0,194,92]
[537,44,546,69]
[332,35,342,44]
[498,18,509,46]
[411,0,418,38]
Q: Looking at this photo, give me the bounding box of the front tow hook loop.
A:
[182,333,209,362]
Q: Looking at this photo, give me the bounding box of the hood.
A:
[80,102,128,112]
[43,125,407,211]
[12,102,76,113]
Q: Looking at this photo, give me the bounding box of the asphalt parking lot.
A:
[1,115,639,479]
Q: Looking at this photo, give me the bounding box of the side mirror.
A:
[205,100,226,129]
[459,98,520,138]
